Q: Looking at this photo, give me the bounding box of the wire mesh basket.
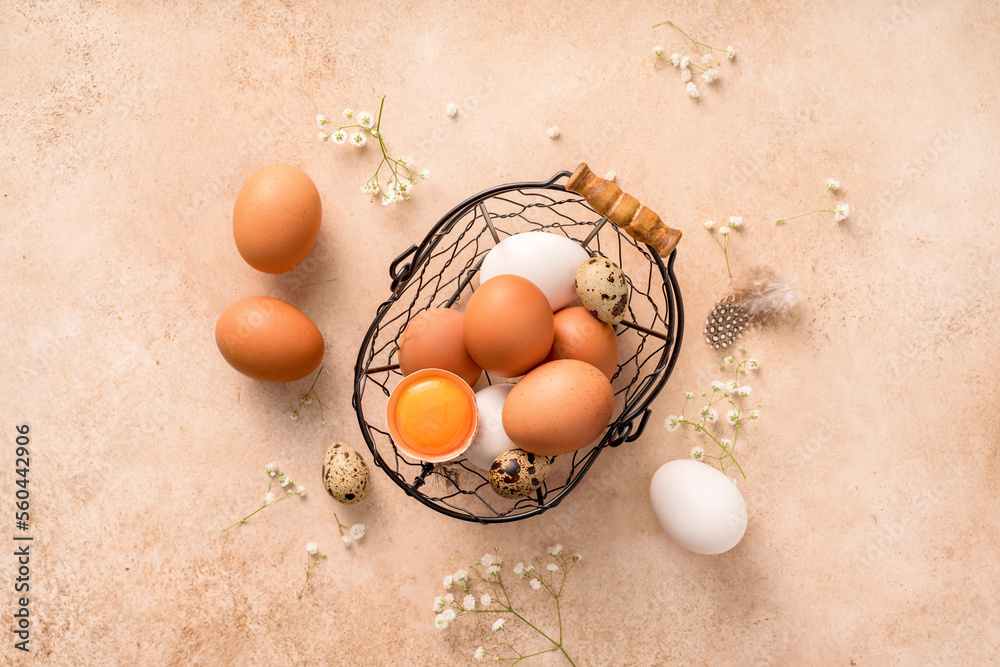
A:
[352,166,684,523]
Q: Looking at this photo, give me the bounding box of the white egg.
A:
[649,459,748,555]
[464,384,517,469]
[479,232,591,311]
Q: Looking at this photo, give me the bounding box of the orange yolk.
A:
[393,375,476,456]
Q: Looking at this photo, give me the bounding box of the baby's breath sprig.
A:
[291,364,331,424]
[433,545,581,665]
[664,347,762,479]
[298,543,327,599]
[333,512,365,549]
[774,178,850,225]
[317,96,429,206]
[222,463,305,532]
[652,20,734,98]
[704,216,742,278]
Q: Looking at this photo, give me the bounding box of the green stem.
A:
[652,20,726,56]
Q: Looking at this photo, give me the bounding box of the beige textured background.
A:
[2,0,999,665]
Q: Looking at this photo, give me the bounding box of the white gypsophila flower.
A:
[442,609,456,622]
[728,216,742,228]
[725,356,735,364]
[433,596,446,612]
[418,169,430,180]
[350,131,367,147]
[397,180,412,194]
[480,593,492,606]
[290,412,298,420]
[302,395,312,405]
[434,614,449,630]
[572,554,582,562]
[445,102,457,118]
[691,446,705,461]
[480,554,495,567]
[750,409,761,419]
[681,68,693,83]
[306,543,318,555]
[726,380,739,392]
[653,46,664,57]
[547,544,563,556]
[265,462,277,473]
[680,55,690,68]
[702,68,719,83]
[827,178,840,191]
[317,132,329,142]
[546,564,558,572]
[264,492,276,505]
[726,46,735,59]
[331,130,346,145]
[547,125,560,139]
[296,486,305,496]
[604,170,616,182]
[487,565,500,576]
[381,192,398,206]
[525,564,535,573]
[747,359,760,370]
[492,618,505,631]
[670,53,680,67]
[316,114,328,127]
[706,407,719,423]
[463,594,476,611]
[711,380,726,391]
[278,474,290,487]
[701,53,713,65]
[720,438,733,450]
[443,575,454,589]
[357,111,374,128]
[342,108,354,118]
[341,535,352,547]
[350,524,365,540]
[738,385,752,397]
[718,225,731,236]
[834,204,850,221]
[398,157,409,166]
[727,410,740,425]
[454,569,469,583]
[686,82,700,98]
[685,391,694,399]
[704,220,715,230]
[475,647,486,661]
[665,416,680,432]
[513,562,524,576]
[530,579,542,590]
[444,593,455,604]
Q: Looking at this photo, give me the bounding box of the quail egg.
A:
[322,441,370,504]
[575,257,629,325]
[488,449,551,499]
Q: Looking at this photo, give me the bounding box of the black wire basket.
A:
[352,166,684,523]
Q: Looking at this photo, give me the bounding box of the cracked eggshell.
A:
[322,442,370,504]
[488,449,551,499]
[575,257,629,325]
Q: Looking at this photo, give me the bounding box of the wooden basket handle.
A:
[564,163,681,257]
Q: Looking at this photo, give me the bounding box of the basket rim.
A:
[351,169,684,523]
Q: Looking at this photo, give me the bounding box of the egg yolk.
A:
[393,376,475,456]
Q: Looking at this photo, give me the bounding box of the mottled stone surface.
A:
[2,1,999,664]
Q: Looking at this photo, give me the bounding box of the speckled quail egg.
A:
[488,449,551,499]
[575,257,629,325]
[322,442,370,504]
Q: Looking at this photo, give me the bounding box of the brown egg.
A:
[398,308,482,387]
[233,164,322,273]
[546,306,619,380]
[215,296,324,383]
[464,275,554,378]
[502,359,614,457]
